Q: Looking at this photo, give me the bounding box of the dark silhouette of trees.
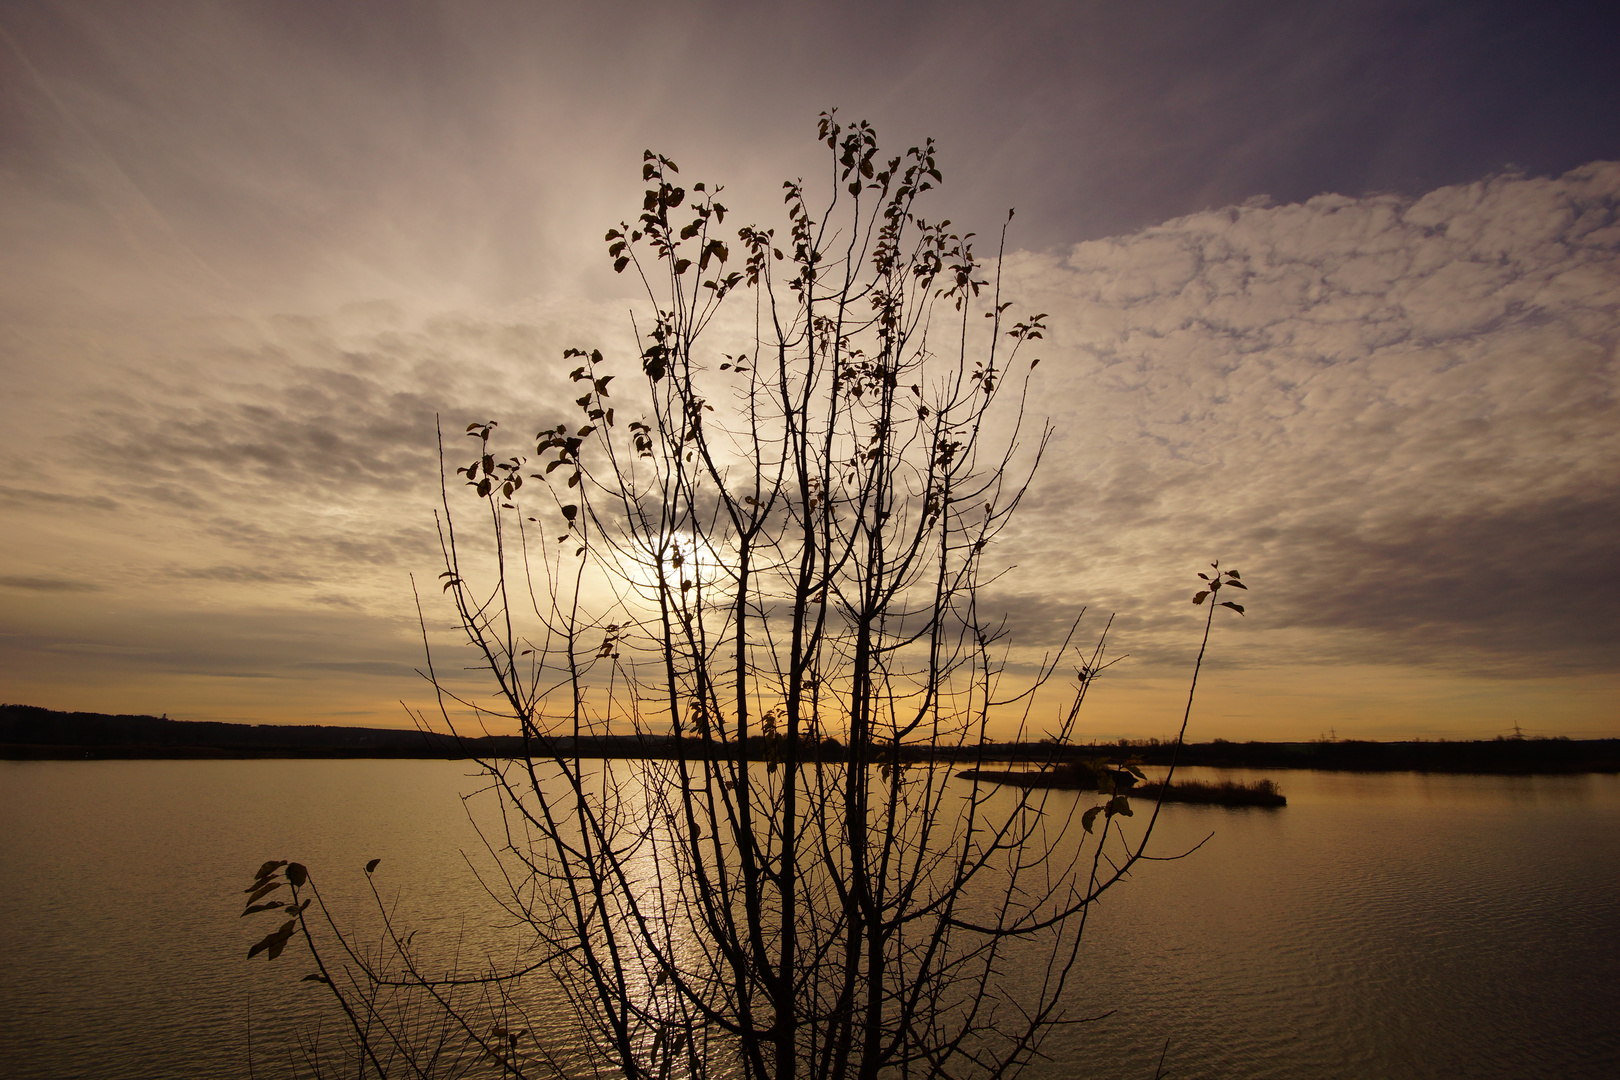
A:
[240,114,1245,1080]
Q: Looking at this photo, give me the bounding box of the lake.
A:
[1,760,1616,1078]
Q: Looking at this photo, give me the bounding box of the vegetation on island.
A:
[957,759,1289,807]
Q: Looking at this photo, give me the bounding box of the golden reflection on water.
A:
[0,760,1616,1079]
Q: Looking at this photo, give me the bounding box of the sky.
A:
[1,0,1616,740]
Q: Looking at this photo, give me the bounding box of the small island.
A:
[958,762,1288,807]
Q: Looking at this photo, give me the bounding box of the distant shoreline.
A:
[3,704,1617,774]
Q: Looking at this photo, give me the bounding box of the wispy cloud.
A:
[0,486,120,512]
[0,575,101,593]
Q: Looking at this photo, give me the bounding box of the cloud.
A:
[0,574,101,592]
[1,140,1615,729]
[0,300,633,606]
[165,565,317,585]
[4,0,1617,329]
[294,660,419,678]
[0,486,119,512]
[998,161,1620,677]
[0,604,424,681]
[1257,485,1620,672]
[5,1,1614,734]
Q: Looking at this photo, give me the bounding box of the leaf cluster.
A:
[240,860,310,962]
[1192,562,1247,615]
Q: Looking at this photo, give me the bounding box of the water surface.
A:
[1,760,1615,1078]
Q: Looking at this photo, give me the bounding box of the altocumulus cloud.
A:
[999,161,1619,677]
